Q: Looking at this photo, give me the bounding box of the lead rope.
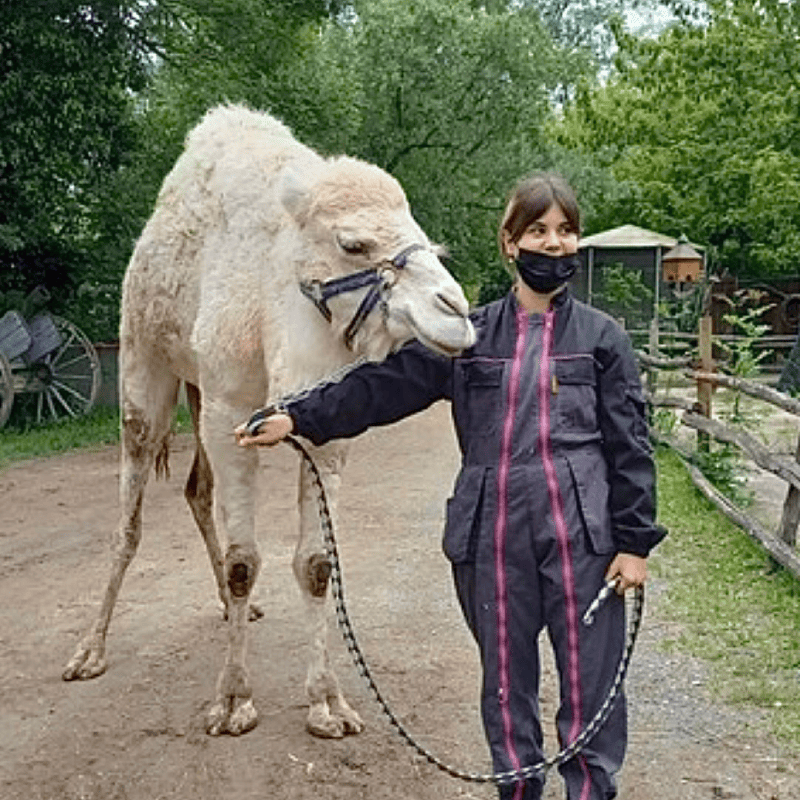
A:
[283,434,644,786]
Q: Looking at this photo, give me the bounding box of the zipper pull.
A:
[552,373,559,395]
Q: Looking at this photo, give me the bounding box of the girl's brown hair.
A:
[498,173,581,258]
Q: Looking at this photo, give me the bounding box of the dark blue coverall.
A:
[285,289,667,800]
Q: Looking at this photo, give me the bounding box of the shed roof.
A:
[579,224,678,250]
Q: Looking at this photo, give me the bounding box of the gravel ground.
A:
[1,403,799,799]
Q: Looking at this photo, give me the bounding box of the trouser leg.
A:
[541,543,627,800]
[452,547,546,800]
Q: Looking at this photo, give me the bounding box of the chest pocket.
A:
[457,359,505,437]
[554,356,598,432]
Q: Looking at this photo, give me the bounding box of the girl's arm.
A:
[596,323,667,563]
[236,339,453,447]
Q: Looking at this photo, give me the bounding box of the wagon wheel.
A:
[0,350,14,428]
[25,316,101,425]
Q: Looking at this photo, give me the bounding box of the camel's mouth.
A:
[407,315,476,358]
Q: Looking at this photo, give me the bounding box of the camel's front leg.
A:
[295,441,364,738]
[201,403,261,736]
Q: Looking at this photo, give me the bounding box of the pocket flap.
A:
[564,453,615,554]
[443,467,487,563]
[554,355,596,385]
[462,359,503,387]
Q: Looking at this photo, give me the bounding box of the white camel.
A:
[62,104,475,738]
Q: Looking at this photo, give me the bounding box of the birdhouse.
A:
[662,236,703,284]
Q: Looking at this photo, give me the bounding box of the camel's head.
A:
[281,157,476,361]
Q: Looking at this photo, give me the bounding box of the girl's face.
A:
[504,203,579,259]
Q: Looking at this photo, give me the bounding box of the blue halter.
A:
[299,243,427,349]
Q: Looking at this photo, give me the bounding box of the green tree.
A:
[0,1,148,317]
[297,0,601,297]
[555,0,800,276]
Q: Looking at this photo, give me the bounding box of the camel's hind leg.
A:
[63,365,179,681]
[295,442,364,738]
[184,383,226,608]
[183,384,264,622]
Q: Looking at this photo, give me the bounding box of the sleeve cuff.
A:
[613,523,668,557]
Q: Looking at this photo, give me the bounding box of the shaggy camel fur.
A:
[63,104,475,738]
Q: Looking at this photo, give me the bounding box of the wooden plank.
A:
[637,351,693,369]
[647,392,696,412]
[680,457,800,580]
[697,316,713,453]
[681,411,800,491]
[686,370,800,418]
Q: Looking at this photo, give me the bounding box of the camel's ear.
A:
[279,168,314,223]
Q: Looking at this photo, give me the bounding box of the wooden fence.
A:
[637,317,800,580]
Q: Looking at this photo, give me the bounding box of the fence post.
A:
[697,314,713,451]
[647,317,659,397]
[778,431,800,548]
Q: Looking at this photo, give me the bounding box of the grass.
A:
[654,445,800,752]
[0,405,192,467]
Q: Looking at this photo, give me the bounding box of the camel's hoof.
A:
[62,645,108,681]
[206,698,258,736]
[306,704,364,739]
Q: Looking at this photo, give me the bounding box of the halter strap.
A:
[299,269,382,323]
[299,242,429,348]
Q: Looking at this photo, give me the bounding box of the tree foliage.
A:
[2,0,656,339]
[311,0,575,292]
[556,0,800,277]
[0,2,148,310]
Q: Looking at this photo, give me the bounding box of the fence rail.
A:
[641,317,800,580]
[631,327,797,373]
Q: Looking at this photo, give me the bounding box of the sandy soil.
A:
[0,404,798,800]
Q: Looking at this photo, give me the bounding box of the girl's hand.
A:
[605,553,648,595]
[234,413,294,447]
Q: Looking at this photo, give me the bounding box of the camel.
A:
[62,104,475,738]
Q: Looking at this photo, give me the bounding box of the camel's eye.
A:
[337,234,374,256]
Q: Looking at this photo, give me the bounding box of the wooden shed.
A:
[576,224,704,327]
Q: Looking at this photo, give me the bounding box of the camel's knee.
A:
[225,543,261,599]
[295,552,332,599]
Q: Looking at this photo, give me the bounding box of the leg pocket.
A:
[564,453,615,555]
[442,467,488,563]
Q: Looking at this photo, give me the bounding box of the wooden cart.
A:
[0,307,101,427]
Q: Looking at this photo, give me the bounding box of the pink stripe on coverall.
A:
[538,309,592,800]
[493,307,529,799]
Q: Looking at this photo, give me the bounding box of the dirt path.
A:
[0,404,797,799]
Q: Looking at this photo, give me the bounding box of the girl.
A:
[236,173,666,800]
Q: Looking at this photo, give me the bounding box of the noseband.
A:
[299,243,427,349]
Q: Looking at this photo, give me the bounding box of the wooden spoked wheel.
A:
[21,316,101,425]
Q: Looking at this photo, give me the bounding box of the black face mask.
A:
[514,249,580,294]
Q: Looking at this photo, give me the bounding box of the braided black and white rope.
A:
[286,434,644,786]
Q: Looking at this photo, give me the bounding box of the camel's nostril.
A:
[436,290,468,318]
